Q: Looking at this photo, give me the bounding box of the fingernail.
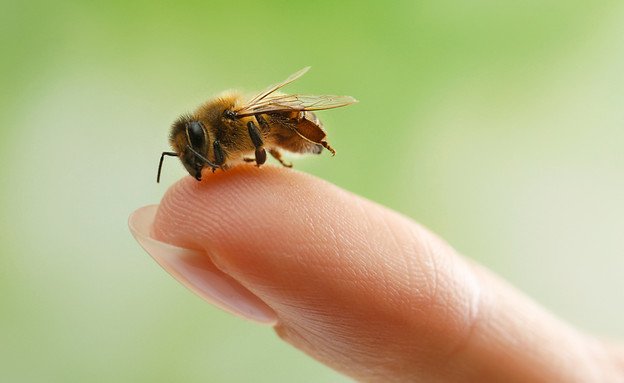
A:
[128,205,278,326]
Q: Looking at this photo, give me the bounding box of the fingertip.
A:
[128,203,278,326]
[151,165,345,259]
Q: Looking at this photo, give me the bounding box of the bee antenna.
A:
[157,151,179,183]
[186,145,221,169]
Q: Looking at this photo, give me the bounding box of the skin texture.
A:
[147,165,624,382]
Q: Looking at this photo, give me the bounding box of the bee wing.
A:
[234,94,358,116]
[245,66,311,106]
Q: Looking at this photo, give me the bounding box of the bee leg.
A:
[269,148,293,168]
[247,121,267,166]
[255,148,267,166]
[321,141,336,156]
[243,157,255,162]
[213,141,226,166]
[212,140,226,172]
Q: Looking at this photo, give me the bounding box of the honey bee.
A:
[157,67,357,182]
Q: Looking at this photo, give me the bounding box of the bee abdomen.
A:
[301,111,322,128]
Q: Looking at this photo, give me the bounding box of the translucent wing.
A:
[233,67,357,116]
[245,67,311,106]
[234,94,358,116]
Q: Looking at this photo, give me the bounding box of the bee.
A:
[157,67,357,182]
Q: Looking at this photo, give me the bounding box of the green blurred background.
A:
[1,0,623,381]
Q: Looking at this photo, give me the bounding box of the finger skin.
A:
[151,165,623,382]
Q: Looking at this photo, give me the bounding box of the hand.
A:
[129,166,624,382]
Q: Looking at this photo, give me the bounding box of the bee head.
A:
[163,115,220,182]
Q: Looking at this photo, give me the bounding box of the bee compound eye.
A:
[187,121,206,149]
